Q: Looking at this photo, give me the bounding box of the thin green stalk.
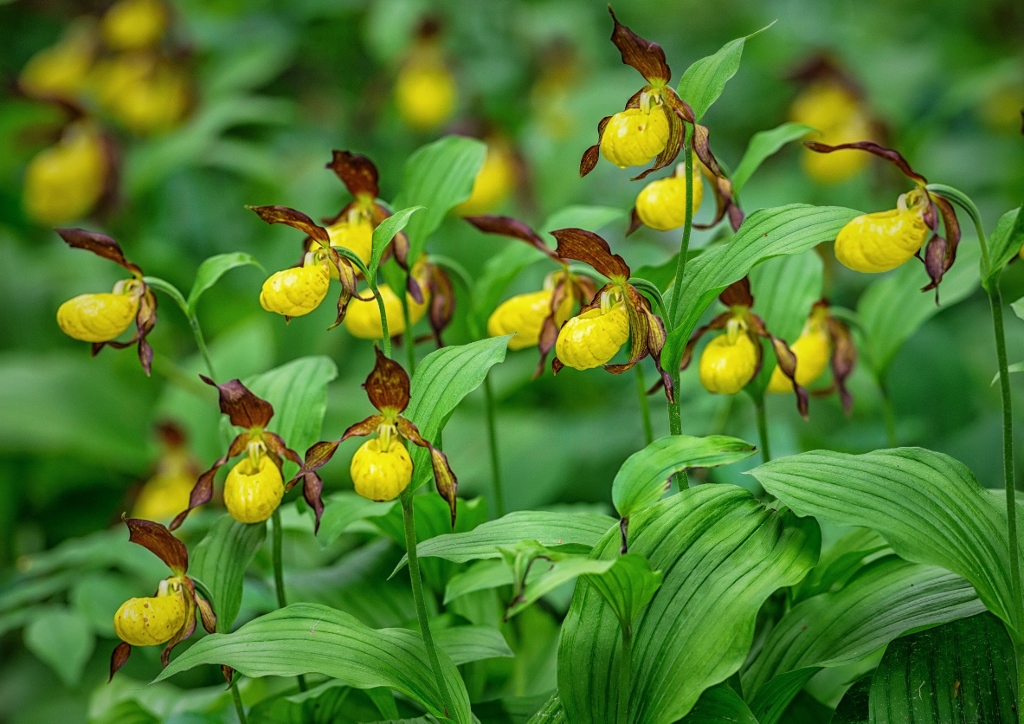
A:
[230,678,248,724]
[635,365,654,446]
[143,276,216,379]
[402,272,417,374]
[188,314,217,380]
[879,378,898,448]
[617,624,633,724]
[400,491,456,718]
[754,396,771,463]
[483,375,506,518]
[271,509,307,692]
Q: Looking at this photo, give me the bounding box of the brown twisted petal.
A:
[160,587,196,667]
[364,347,411,414]
[641,304,673,401]
[248,205,330,244]
[827,315,857,415]
[632,106,683,182]
[200,377,274,430]
[301,472,325,533]
[339,415,385,443]
[752,316,809,419]
[427,264,456,346]
[326,150,380,198]
[580,116,613,178]
[194,587,217,634]
[719,277,754,308]
[464,215,558,259]
[396,417,459,528]
[93,287,158,376]
[533,280,573,379]
[921,194,962,296]
[169,433,251,530]
[625,207,644,237]
[264,432,303,471]
[550,228,631,280]
[109,641,131,681]
[607,7,671,83]
[803,140,928,184]
[125,517,189,574]
[55,228,142,276]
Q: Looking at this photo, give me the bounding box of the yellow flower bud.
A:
[699,333,758,395]
[834,208,929,273]
[456,143,516,215]
[350,438,413,501]
[223,455,284,524]
[260,264,331,317]
[113,579,187,646]
[489,289,572,351]
[635,166,704,231]
[92,55,188,135]
[555,305,630,370]
[599,108,670,169]
[766,328,830,394]
[57,291,138,343]
[344,284,428,340]
[19,25,95,100]
[101,0,168,50]
[24,123,107,225]
[327,217,374,266]
[395,60,456,131]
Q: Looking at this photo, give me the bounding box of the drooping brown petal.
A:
[364,347,411,414]
[397,417,459,528]
[108,642,131,682]
[580,116,612,177]
[427,265,456,346]
[55,228,142,276]
[719,277,754,308]
[340,414,385,443]
[766,333,809,419]
[803,141,927,184]
[464,215,558,259]
[691,124,726,180]
[605,285,649,375]
[632,106,683,181]
[248,205,331,244]
[326,150,380,199]
[193,585,217,634]
[607,7,671,83]
[124,517,189,574]
[827,315,857,415]
[642,306,674,401]
[533,280,573,379]
[301,473,325,533]
[679,312,732,371]
[201,377,274,430]
[263,432,303,468]
[222,666,234,684]
[694,171,744,233]
[93,287,158,376]
[920,194,962,296]
[160,589,197,667]
[169,433,251,530]
[550,228,631,280]
[625,207,644,237]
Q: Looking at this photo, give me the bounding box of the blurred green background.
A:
[0,0,1022,720]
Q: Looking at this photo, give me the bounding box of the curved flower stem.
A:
[483,376,506,518]
[617,624,633,724]
[635,365,654,446]
[400,490,456,717]
[332,248,392,359]
[753,396,771,463]
[270,509,307,692]
[143,276,216,380]
[230,678,248,724]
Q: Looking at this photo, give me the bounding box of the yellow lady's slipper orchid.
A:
[699,333,759,395]
[600,107,671,169]
[350,437,413,501]
[223,453,285,524]
[635,164,704,231]
[113,577,187,647]
[24,123,107,225]
[260,262,331,317]
[19,23,96,100]
[489,289,573,351]
[456,142,516,215]
[834,201,930,273]
[101,0,168,50]
[395,59,456,131]
[57,287,139,343]
[344,284,426,339]
[327,216,374,266]
[555,304,630,370]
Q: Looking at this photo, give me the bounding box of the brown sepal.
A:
[109,642,131,682]
[679,312,732,370]
[605,285,649,375]
[642,305,673,401]
[719,277,754,308]
[397,417,459,528]
[364,347,410,414]
[93,287,158,376]
[248,205,330,244]
[194,588,217,634]
[161,587,197,667]
[55,228,142,277]
[124,517,189,574]
[550,228,630,280]
[201,376,274,430]
[427,264,456,346]
[920,194,962,296]
[222,666,234,684]
[763,330,809,419]
[301,472,325,534]
[464,215,558,260]
[170,433,251,530]
[632,105,683,181]
[533,279,572,379]
[326,150,379,199]
[827,315,857,415]
[626,207,644,236]
[607,7,671,83]
[580,116,612,177]
[263,432,303,469]
[803,141,927,184]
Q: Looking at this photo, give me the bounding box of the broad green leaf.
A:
[584,553,663,626]
[1012,295,1024,321]
[406,337,510,492]
[186,252,263,313]
[731,122,814,195]
[748,252,823,344]
[749,668,821,724]
[664,205,860,373]
[394,135,487,263]
[540,205,625,237]
[612,434,756,517]
[558,485,819,724]
[744,557,984,710]
[679,683,759,723]
[858,241,981,377]
[190,514,267,632]
[246,681,393,724]
[869,612,1017,723]
[444,559,512,604]
[792,527,889,603]
[750,447,1023,636]
[472,242,549,333]
[245,356,338,461]
[410,510,617,565]
[984,207,1023,290]
[92,700,159,724]
[831,675,871,724]
[504,553,617,620]
[677,24,773,122]
[156,602,472,723]
[527,693,568,723]
[23,608,94,687]
[370,206,422,279]
[316,492,397,547]
[433,624,514,665]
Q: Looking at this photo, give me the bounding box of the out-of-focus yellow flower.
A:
[133,426,201,522]
[101,0,169,51]
[396,56,456,131]
[92,54,189,134]
[344,283,427,339]
[766,310,831,393]
[600,107,670,169]
[19,22,97,100]
[790,81,874,184]
[456,141,516,215]
[24,122,108,226]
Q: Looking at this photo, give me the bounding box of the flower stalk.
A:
[143,276,216,380]
[483,376,506,518]
[635,365,654,446]
[271,508,307,692]
[230,678,248,724]
[617,624,633,724]
[754,396,771,463]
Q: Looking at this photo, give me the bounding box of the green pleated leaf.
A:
[663,205,860,372]
[405,337,510,492]
[155,602,472,723]
[432,623,514,665]
[857,241,980,377]
[830,675,871,724]
[444,559,512,604]
[92,700,160,724]
[731,122,814,195]
[370,206,422,278]
[792,527,889,604]
[584,553,663,627]
[23,608,94,687]
[677,24,774,122]
[612,435,756,518]
[190,514,267,632]
[186,252,263,314]
[984,207,1023,290]
[749,252,824,344]
[394,135,487,263]
[750,447,1023,637]
[247,682,396,724]
[750,668,821,724]
[527,692,568,724]
[316,492,397,547]
[558,485,820,724]
[503,552,615,620]
[679,683,759,723]
[869,612,1018,723]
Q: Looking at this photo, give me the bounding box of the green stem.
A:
[230,678,248,724]
[372,283,391,360]
[754,396,771,463]
[402,272,416,374]
[271,509,307,692]
[483,376,506,518]
[188,314,217,380]
[879,378,898,448]
[143,276,216,379]
[635,365,654,446]
[400,491,456,717]
[617,624,633,724]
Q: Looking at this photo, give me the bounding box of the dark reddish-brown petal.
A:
[632,106,683,181]
[580,115,613,178]
[641,304,673,402]
[718,277,754,308]
[302,473,325,533]
[263,432,303,468]
[364,347,411,414]
[464,215,558,259]
[426,265,456,346]
[222,665,234,684]
[169,433,250,531]
[55,228,142,276]
[550,228,630,280]
[920,234,948,299]
[108,642,131,681]
[691,124,726,179]
[200,377,274,430]
[607,7,671,83]
[533,281,572,379]
[396,418,458,528]
[768,333,809,419]
[679,312,732,370]
[248,205,330,244]
[160,592,197,667]
[124,517,189,574]
[340,414,385,443]
[920,194,961,295]
[803,141,927,184]
[191,581,217,634]
[827,316,857,415]
[625,207,643,236]
[326,150,380,198]
[552,356,565,376]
